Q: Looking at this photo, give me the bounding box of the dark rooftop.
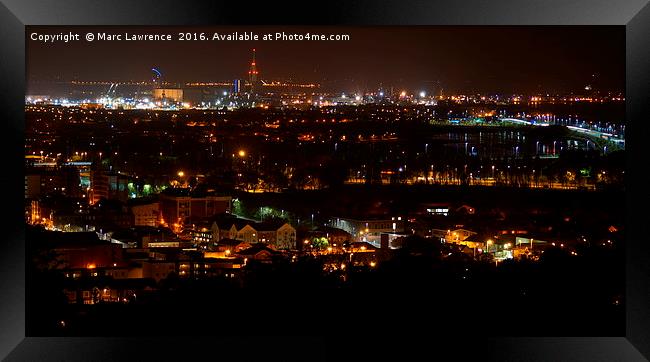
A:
[211,213,255,230]
[217,238,249,247]
[236,244,277,256]
[256,219,290,231]
[161,187,231,198]
[27,226,108,248]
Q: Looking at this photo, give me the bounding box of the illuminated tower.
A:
[247,48,259,94]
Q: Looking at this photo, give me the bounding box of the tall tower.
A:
[247,48,259,94]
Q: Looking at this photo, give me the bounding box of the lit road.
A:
[345,178,596,190]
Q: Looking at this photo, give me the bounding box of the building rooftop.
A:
[27,226,107,248]
[127,197,159,207]
[217,238,249,247]
[332,215,400,222]
[211,214,253,230]
[256,219,290,231]
[309,226,351,236]
[236,244,277,256]
[62,276,157,289]
[160,187,231,198]
[349,241,379,251]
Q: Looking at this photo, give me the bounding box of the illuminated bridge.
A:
[498,118,625,147]
[29,161,93,167]
[499,117,549,126]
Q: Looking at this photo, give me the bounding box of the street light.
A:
[238,150,246,157]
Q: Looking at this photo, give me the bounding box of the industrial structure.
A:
[247,48,259,94]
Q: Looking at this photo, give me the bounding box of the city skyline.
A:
[27,26,625,94]
[24,25,626,338]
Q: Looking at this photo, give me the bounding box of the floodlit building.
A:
[159,188,232,227]
[90,169,129,204]
[130,201,160,227]
[444,229,477,243]
[331,216,405,247]
[210,215,297,250]
[152,88,183,102]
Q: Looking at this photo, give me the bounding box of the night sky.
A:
[27,26,625,94]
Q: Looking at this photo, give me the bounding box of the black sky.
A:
[26,26,625,94]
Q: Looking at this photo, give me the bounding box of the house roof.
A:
[211,214,252,230]
[311,226,350,236]
[256,219,290,231]
[236,244,277,256]
[451,228,477,234]
[29,228,108,248]
[62,276,157,289]
[127,197,159,207]
[217,238,249,247]
[161,187,230,198]
[333,215,397,222]
[350,242,378,250]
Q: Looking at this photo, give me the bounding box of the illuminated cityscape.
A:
[26,26,625,336]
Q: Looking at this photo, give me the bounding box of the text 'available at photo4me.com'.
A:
[30,31,352,43]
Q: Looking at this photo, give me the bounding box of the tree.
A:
[318,160,348,189]
[311,236,330,250]
[264,168,289,191]
[290,167,310,190]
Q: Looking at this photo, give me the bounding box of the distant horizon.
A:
[25,78,626,98]
[27,26,625,95]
